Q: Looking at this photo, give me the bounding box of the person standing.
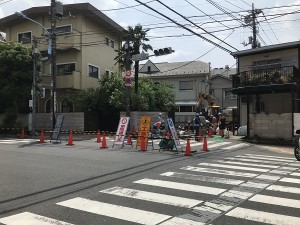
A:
[199,112,207,136]
[194,113,200,141]
[212,115,217,134]
[219,114,226,138]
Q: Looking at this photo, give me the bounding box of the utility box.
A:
[54,1,64,18]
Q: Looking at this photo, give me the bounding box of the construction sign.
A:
[114,117,130,145]
[166,118,182,152]
[137,116,151,147]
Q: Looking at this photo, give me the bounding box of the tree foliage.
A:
[63,73,176,113]
[0,42,33,126]
[114,24,153,94]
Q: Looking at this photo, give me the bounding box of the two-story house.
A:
[0,3,124,129]
[231,41,300,142]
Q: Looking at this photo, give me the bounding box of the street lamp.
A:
[16,11,56,130]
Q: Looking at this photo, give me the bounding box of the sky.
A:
[1,0,300,68]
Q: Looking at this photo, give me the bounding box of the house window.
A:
[57,63,75,75]
[179,81,193,90]
[224,89,237,100]
[47,25,71,35]
[46,99,51,113]
[253,58,281,70]
[105,70,110,76]
[89,65,99,79]
[106,37,109,45]
[61,100,73,113]
[111,40,114,48]
[18,32,31,44]
[179,106,193,112]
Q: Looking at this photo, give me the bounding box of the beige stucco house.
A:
[231,41,300,141]
[0,3,125,114]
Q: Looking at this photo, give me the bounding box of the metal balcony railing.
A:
[233,66,300,88]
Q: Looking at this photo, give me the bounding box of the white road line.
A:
[57,197,171,225]
[249,194,300,208]
[235,155,294,162]
[189,141,214,147]
[204,142,231,148]
[181,166,258,178]
[280,177,300,184]
[240,181,269,189]
[0,212,73,225]
[221,143,250,149]
[133,178,226,195]
[256,174,281,181]
[214,160,279,168]
[226,207,300,225]
[160,172,244,185]
[267,185,300,194]
[226,157,285,165]
[290,172,300,177]
[194,201,233,213]
[245,154,295,160]
[100,186,202,208]
[161,217,206,225]
[197,163,269,172]
[221,190,253,200]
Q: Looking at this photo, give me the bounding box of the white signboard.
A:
[114,117,130,145]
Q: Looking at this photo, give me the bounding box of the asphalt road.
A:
[0,135,298,225]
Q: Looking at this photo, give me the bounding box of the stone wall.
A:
[250,113,292,140]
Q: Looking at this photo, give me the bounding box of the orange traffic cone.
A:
[203,136,208,151]
[21,127,25,139]
[100,132,108,149]
[219,128,223,137]
[38,130,45,143]
[139,135,146,151]
[96,130,101,143]
[66,129,74,146]
[184,137,192,156]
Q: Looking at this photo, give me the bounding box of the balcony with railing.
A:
[232,66,300,92]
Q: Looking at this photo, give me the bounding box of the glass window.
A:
[18,32,31,44]
[46,25,71,35]
[179,81,193,90]
[105,70,110,76]
[106,37,109,45]
[61,100,73,113]
[57,63,75,75]
[89,65,99,79]
[111,40,114,48]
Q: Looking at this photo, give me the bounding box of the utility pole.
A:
[124,40,131,118]
[50,0,57,130]
[251,3,257,49]
[31,36,39,135]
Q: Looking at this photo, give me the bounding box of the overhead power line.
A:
[134,0,233,53]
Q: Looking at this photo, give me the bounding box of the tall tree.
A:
[0,42,33,126]
[115,24,153,93]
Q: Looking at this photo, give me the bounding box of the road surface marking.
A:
[197,163,269,172]
[280,177,300,184]
[235,155,294,162]
[203,142,231,148]
[245,154,295,160]
[213,160,279,168]
[256,174,281,181]
[226,157,285,165]
[194,201,233,213]
[161,217,206,225]
[57,197,171,225]
[133,178,226,195]
[240,181,269,189]
[266,185,300,194]
[220,190,253,199]
[181,166,258,178]
[189,140,214,147]
[290,172,300,177]
[100,186,202,208]
[249,194,300,208]
[226,207,300,225]
[160,172,244,185]
[0,212,73,225]
[221,143,250,149]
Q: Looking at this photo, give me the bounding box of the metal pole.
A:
[32,37,38,135]
[50,0,57,129]
[125,40,131,118]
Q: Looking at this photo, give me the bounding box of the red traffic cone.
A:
[100,132,108,149]
[96,130,101,143]
[139,135,146,151]
[185,137,192,156]
[219,128,223,136]
[203,136,208,151]
[66,129,74,146]
[38,130,45,143]
[21,127,25,139]
[126,133,132,145]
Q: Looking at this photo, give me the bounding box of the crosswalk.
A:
[1,153,299,224]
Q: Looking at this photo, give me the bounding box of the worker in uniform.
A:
[194,113,200,141]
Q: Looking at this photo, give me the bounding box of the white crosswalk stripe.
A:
[0,139,37,144]
[1,152,300,225]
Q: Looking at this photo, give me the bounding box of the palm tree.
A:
[115,24,152,93]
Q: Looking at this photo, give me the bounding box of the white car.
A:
[237,126,247,136]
